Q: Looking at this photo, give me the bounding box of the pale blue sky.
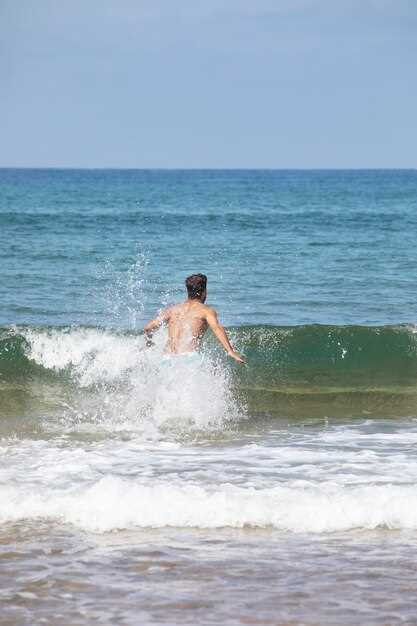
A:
[1,0,416,168]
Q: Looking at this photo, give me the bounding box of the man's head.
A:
[185,273,207,302]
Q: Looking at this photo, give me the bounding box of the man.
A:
[144,274,245,363]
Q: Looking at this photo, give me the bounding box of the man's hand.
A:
[228,350,246,364]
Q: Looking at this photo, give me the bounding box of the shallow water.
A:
[3,523,417,626]
[1,169,417,625]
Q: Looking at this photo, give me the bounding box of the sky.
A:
[1,0,416,168]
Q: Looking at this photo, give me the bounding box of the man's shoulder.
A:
[164,303,181,317]
[159,304,175,319]
[199,304,217,317]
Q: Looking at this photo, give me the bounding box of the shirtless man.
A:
[144,274,245,363]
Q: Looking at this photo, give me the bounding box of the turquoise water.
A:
[1,168,416,327]
[1,169,417,626]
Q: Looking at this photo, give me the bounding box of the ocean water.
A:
[1,168,417,625]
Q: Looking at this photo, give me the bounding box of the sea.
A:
[1,168,417,625]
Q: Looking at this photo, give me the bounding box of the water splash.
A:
[21,325,242,436]
[96,250,152,330]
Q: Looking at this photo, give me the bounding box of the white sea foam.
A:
[1,476,417,533]
[23,327,143,384]
[2,412,417,534]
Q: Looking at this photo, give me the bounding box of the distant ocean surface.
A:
[1,168,416,327]
[1,169,417,626]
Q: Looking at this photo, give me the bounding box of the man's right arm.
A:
[205,308,245,364]
[144,308,170,347]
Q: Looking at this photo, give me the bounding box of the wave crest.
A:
[1,323,417,422]
[2,476,417,533]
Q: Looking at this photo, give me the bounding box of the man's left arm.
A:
[205,308,245,363]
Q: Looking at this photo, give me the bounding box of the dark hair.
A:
[185,274,207,299]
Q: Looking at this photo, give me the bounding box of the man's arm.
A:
[206,309,245,364]
[144,308,170,347]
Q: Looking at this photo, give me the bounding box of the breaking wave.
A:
[1,323,417,423]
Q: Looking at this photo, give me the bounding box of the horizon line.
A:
[0,166,416,172]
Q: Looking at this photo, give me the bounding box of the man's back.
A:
[165,300,210,354]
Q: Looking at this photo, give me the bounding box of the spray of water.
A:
[95,250,153,330]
